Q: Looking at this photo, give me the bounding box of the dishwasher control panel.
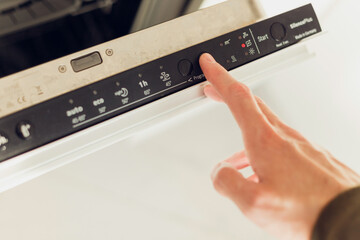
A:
[0,4,321,162]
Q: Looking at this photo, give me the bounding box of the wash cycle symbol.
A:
[114,88,128,97]
[249,48,256,55]
[160,72,171,81]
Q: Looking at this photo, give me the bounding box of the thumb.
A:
[211,162,259,209]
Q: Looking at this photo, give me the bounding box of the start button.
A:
[270,22,287,41]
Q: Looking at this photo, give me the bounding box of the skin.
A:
[199,53,360,240]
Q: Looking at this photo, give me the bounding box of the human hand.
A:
[199,53,360,240]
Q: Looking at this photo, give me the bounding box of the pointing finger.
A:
[200,53,272,141]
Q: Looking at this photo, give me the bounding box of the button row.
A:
[2,59,195,149]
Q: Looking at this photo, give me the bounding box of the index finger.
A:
[199,53,270,140]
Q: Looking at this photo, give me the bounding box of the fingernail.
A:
[202,53,216,63]
[211,162,233,181]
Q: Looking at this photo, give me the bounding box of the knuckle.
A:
[277,124,308,143]
[258,126,280,146]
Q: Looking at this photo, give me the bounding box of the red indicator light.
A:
[241,43,246,48]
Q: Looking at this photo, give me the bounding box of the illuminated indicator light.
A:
[241,43,246,48]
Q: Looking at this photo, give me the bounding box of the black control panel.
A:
[0,4,321,162]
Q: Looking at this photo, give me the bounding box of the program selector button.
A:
[178,59,193,76]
